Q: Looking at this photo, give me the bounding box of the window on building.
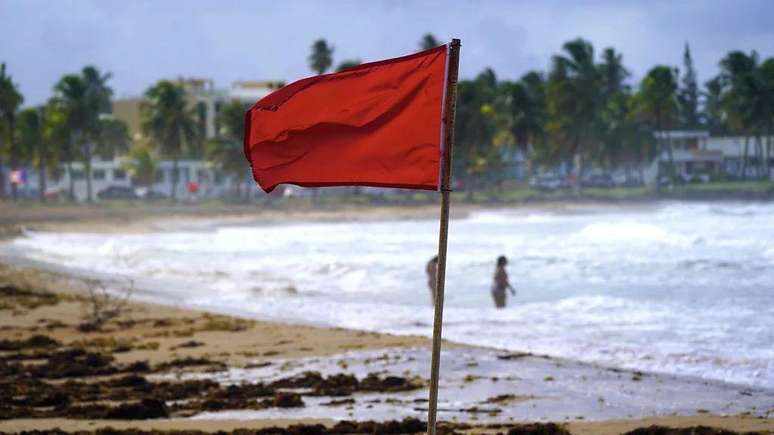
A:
[113,169,126,180]
[93,169,106,180]
[71,170,85,180]
[156,171,164,183]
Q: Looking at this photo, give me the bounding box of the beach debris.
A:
[0,334,59,350]
[79,278,134,332]
[0,283,60,312]
[64,398,170,420]
[505,422,572,434]
[171,340,204,349]
[497,351,533,360]
[0,422,760,434]
[155,356,226,371]
[273,391,304,408]
[321,397,356,407]
[484,394,520,404]
[622,426,751,435]
[266,370,423,396]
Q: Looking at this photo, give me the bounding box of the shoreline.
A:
[1,262,773,434]
[2,196,766,238]
[2,250,771,396]
[1,205,773,433]
[2,203,773,392]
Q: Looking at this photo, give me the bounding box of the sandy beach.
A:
[1,205,773,434]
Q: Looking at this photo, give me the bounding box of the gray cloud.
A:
[1,0,773,106]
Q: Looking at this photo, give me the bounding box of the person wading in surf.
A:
[492,255,516,308]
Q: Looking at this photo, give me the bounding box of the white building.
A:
[113,79,284,142]
[705,136,774,179]
[7,158,252,202]
[653,131,774,181]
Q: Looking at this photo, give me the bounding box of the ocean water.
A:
[4,201,774,389]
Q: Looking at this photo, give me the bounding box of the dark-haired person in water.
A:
[491,255,515,308]
[426,255,438,304]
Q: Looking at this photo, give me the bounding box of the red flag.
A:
[244,45,449,193]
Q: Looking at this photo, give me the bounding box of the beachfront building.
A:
[6,158,252,202]
[705,136,774,180]
[113,79,284,141]
[653,130,723,182]
[650,130,774,182]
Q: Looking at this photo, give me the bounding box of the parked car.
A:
[44,187,67,201]
[581,173,615,188]
[529,174,564,191]
[144,189,169,200]
[97,185,138,200]
[135,186,168,200]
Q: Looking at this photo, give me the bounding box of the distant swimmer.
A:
[491,255,516,308]
[426,255,438,305]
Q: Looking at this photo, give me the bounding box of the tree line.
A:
[448,37,774,195]
[1,34,773,202]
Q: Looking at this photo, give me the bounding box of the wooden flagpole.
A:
[427,38,460,435]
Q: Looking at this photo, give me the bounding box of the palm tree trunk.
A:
[740,135,749,179]
[67,132,76,202]
[766,130,772,179]
[84,142,93,202]
[655,114,663,193]
[754,134,763,179]
[572,132,582,194]
[67,161,75,201]
[171,158,179,201]
[38,150,47,203]
[665,131,676,182]
[9,115,18,201]
[0,159,5,199]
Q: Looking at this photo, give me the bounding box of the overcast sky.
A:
[2,0,773,106]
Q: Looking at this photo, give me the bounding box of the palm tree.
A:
[141,80,198,200]
[546,38,602,190]
[703,77,727,134]
[760,58,774,174]
[16,108,45,201]
[96,117,130,160]
[206,100,250,199]
[455,71,499,198]
[41,104,69,201]
[598,47,629,99]
[716,51,773,178]
[500,71,546,162]
[80,66,113,201]
[122,143,157,191]
[632,66,680,189]
[419,33,440,50]
[0,63,24,199]
[679,43,700,128]
[336,59,361,72]
[52,73,88,201]
[51,66,112,202]
[308,39,334,75]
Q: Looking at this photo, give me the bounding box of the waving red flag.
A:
[244,45,449,193]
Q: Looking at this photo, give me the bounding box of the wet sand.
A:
[1,262,773,434]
